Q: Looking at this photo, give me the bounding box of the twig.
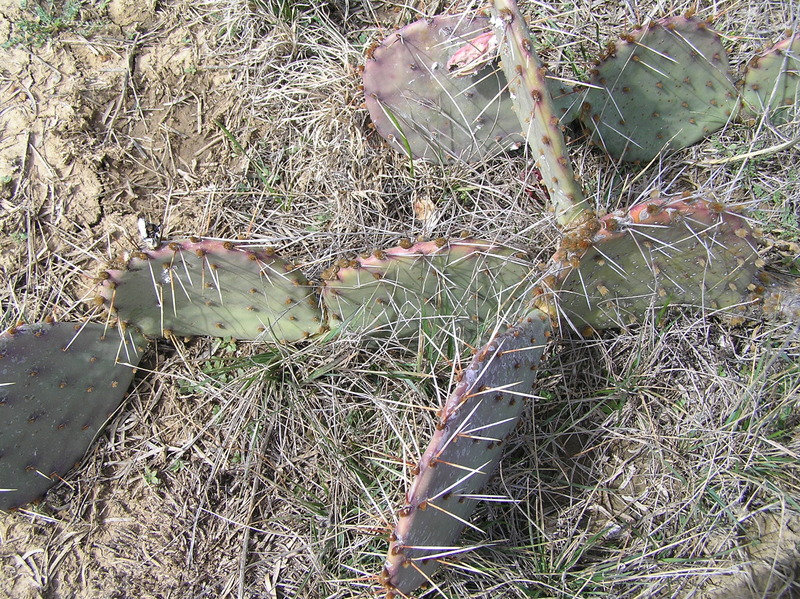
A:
[699,136,800,165]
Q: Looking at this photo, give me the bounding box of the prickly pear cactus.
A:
[0,322,146,510]
[380,309,550,596]
[1,4,798,597]
[321,238,534,342]
[741,35,800,125]
[373,4,800,594]
[547,195,763,330]
[362,15,578,163]
[97,240,323,342]
[580,17,739,162]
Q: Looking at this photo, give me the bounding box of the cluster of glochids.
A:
[1,1,799,598]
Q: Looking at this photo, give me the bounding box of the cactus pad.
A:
[547,195,762,330]
[98,240,323,342]
[0,322,146,510]
[363,15,578,163]
[741,36,800,125]
[381,309,550,596]
[489,0,591,226]
[363,15,522,163]
[581,17,738,162]
[321,238,534,343]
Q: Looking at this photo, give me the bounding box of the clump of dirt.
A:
[106,0,156,27]
[0,39,107,226]
[700,510,800,598]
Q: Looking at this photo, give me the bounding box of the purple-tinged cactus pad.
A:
[0,322,146,510]
[321,238,534,343]
[548,195,763,331]
[98,240,323,342]
[363,15,578,163]
[581,17,738,162]
[380,309,550,596]
[742,36,800,125]
[363,15,522,163]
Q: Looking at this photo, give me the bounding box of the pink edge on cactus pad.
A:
[380,309,550,597]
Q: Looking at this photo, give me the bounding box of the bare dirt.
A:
[0,0,240,282]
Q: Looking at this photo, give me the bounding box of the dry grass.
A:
[0,0,799,598]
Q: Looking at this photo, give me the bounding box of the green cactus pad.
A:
[381,309,550,596]
[0,322,146,510]
[362,15,579,163]
[321,238,534,343]
[98,240,323,342]
[581,17,739,162]
[741,36,800,125]
[489,0,590,226]
[548,195,762,331]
